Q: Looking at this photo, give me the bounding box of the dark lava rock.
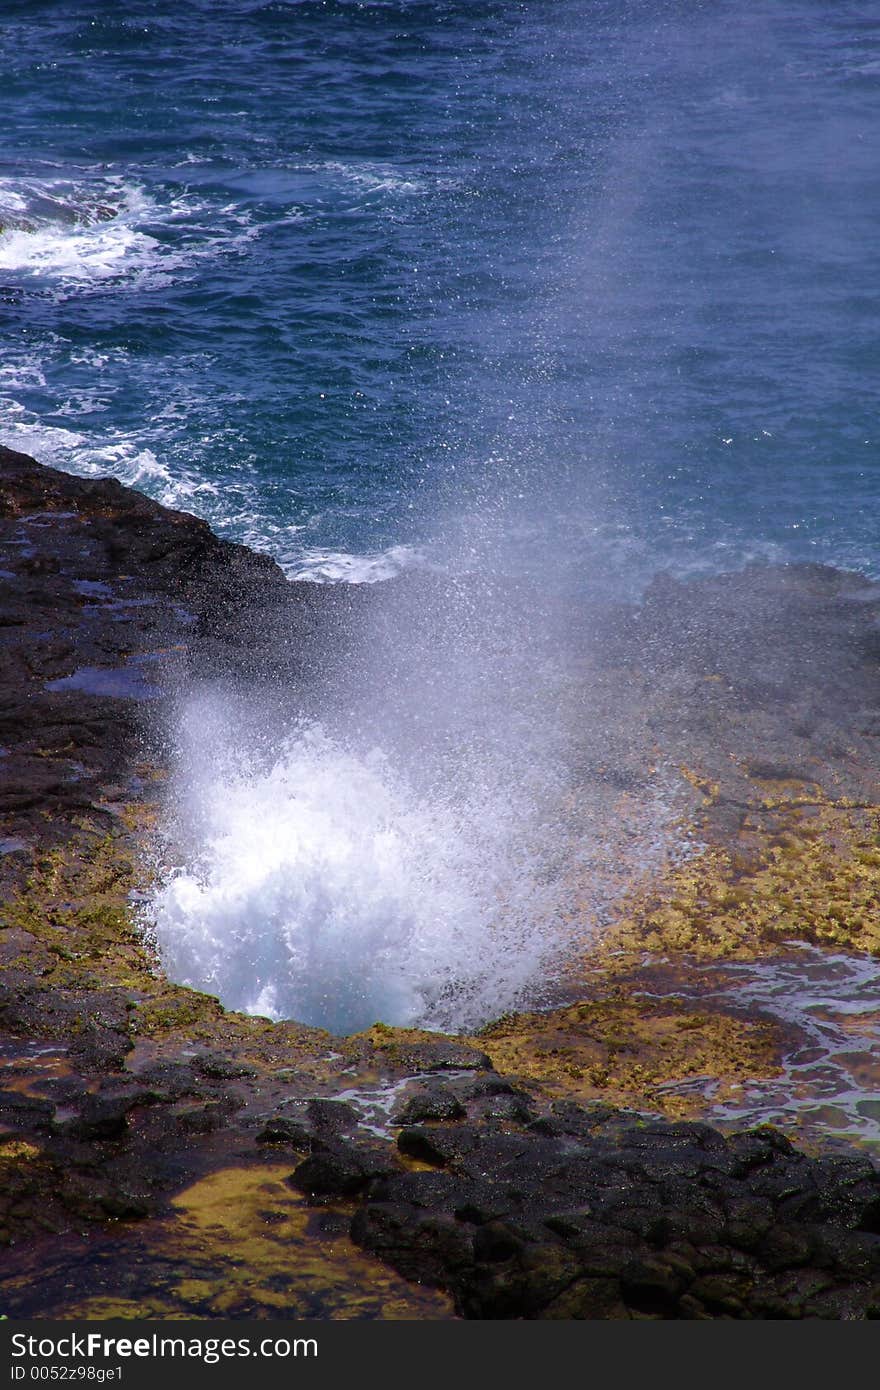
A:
[471,1092,536,1124]
[127,1061,206,1100]
[53,1086,159,1141]
[98,1192,154,1221]
[171,1100,237,1135]
[192,1052,258,1080]
[407,1040,492,1071]
[0,1090,54,1128]
[256,1116,318,1149]
[257,1097,357,1151]
[443,1074,519,1102]
[350,1204,476,1290]
[68,1022,134,1074]
[288,1142,394,1199]
[398,1124,481,1167]
[392,1088,468,1126]
[306,1098,357,1135]
[349,1107,880,1319]
[4,447,880,1320]
[357,1032,492,1073]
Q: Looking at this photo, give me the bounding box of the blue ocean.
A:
[3,0,878,596]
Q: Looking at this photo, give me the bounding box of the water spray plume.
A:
[149,678,569,1034]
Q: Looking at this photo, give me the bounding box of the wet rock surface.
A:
[352,1106,880,1318]
[2,446,880,1319]
[0,444,367,894]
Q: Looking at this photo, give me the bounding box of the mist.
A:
[145,0,838,1035]
[144,6,699,1035]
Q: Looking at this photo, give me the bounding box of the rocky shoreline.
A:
[1,444,879,1319]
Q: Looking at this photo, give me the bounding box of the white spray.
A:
[149,679,570,1035]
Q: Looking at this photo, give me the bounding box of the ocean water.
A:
[4,0,880,1034]
[2,0,879,591]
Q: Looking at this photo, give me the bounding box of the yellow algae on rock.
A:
[0,1139,41,1163]
[479,993,781,1120]
[592,790,880,967]
[63,1164,455,1321]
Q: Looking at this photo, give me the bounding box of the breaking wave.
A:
[0,174,256,293]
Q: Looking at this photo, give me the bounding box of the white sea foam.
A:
[0,420,87,461]
[282,544,426,584]
[148,711,562,1035]
[0,175,257,293]
[0,354,47,391]
[0,416,208,513]
[0,401,420,580]
[0,218,159,283]
[0,179,157,283]
[315,161,429,197]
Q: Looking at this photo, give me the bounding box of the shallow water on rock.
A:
[641,947,880,1152]
[45,653,169,700]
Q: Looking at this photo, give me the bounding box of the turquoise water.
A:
[2,0,878,594]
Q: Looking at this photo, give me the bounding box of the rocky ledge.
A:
[1,445,879,1319]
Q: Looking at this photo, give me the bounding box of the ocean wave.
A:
[0,178,158,282]
[0,218,159,285]
[0,417,209,513]
[317,160,428,197]
[282,544,426,584]
[0,396,423,584]
[0,174,257,293]
[0,410,428,585]
[0,351,48,392]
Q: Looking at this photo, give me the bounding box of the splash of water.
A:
[149,696,567,1036]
